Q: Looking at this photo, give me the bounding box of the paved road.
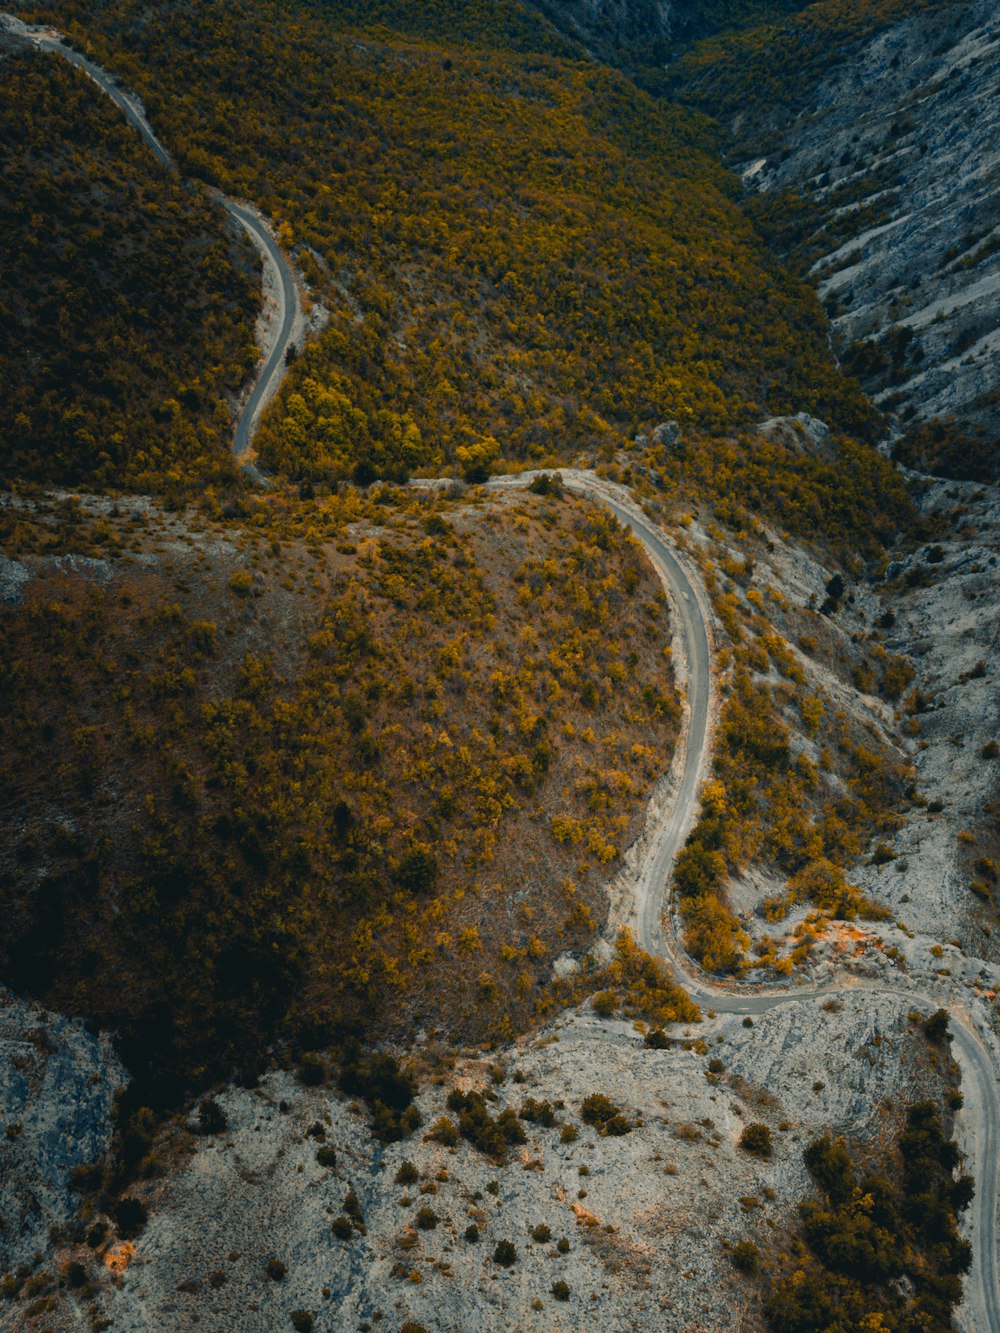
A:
[226,202,298,461]
[564,476,713,960]
[1,13,299,464]
[562,470,1000,1333]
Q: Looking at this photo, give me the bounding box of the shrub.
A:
[924,1009,950,1043]
[591,989,618,1018]
[343,1188,363,1221]
[297,1053,326,1086]
[113,1198,148,1239]
[415,1207,438,1230]
[519,1098,557,1127]
[552,1279,571,1300]
[493,1240,517,1267]
[731,1241,760,1273]
[228,569,254,597]
[265,1258,287,1281]
[197,1097,227,1134]
[428,1116,459,1147]
[290,1313,314,1332]
[316,1146,338,1168]
[644,1028,669,1049]
[556,1237,571,1254]
[445,1090,527,1161]
[529,473,563,496]
[531,1224,552,1243]
[580,1093,633,1135]
[739,1123,773,1158]
[464,1223,480,1243]
[395,1161,419,1186]
[560,1124,578,1144]
[331,1217,353,1240]
[65,1261,87,1288]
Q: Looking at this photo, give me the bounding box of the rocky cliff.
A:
[0,991,124,1272]
[736,0,999,460]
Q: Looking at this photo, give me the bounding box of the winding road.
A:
[561,470,1000,1333]
[4,13,997,1329]
[0,13,301,466]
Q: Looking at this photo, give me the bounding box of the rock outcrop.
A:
[742,0,1000,449]
[0,991,124,1271]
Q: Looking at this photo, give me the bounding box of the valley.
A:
[0,1,997,1330]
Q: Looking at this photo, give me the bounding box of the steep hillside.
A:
[27,0,881,487]
[0,482,681,1101]
[670,0,999,475]
[0,43,259,490]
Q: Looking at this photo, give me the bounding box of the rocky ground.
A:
[858,474,1000,951]
[0,994,950,1333]
[743,0,1000,440]
[698,450,1000,985]
[0,991,124,1273]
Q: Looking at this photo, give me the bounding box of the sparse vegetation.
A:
[748,1104,972,1331]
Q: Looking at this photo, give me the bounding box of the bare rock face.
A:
[854,476,1000,956]
[744,0,1000,445]
[756,413,833,458]
[533,0,674,50]
[0,991,125,1271]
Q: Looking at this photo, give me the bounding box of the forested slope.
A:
[0,45,259,490]
[0,485,682,1100]
[28,0,880,490]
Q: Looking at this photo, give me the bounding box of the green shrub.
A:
[739,1123,773,1159]
[731,1241,759,1272]
[493,1240,517,1267]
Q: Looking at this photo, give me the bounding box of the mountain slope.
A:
[31,0,880,488]
[0,44,258,490]
[669,0,999,475]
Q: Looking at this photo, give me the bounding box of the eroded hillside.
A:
[671,0,1000,475]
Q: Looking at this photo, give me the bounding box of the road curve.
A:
[563,475,713,960]
[226,201,298,462]
[1,13,300,466]
[561,470,999,1333]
